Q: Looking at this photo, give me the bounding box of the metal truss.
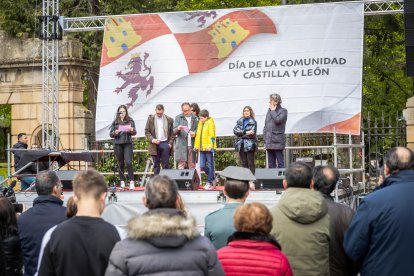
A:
[41,0,402,152]
[60,16,108,33]
[61,0,404,33]
[40,0,60,150]
[364,0,403,15]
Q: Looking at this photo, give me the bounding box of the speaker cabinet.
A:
[55,170,79,189]
[254,168,285,189]
[159,169,200,190]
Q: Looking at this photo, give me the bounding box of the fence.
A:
[3,112,406,194]
[362,112,407,188]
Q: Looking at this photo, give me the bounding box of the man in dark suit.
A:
[145,104,174,175]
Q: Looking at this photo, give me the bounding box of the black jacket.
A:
[17,195,66,276]
[323,196,357,276]
[1,234,23,276]
[12,142,37,175]
[109,118,136,144]
[39,216,120,276]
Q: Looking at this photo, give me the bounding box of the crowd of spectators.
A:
[0,146,413,276]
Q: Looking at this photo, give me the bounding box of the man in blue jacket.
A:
[344,146,414,276]
[17,171,66,276]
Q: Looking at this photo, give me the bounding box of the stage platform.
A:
[15,190,282,233]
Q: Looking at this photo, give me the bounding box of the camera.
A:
[1,180,24,213]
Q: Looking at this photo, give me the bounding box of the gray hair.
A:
[35,171,60,196]
[145,175,178,209]
[269,93,282,104]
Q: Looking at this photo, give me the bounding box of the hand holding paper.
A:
[181,126,190,133]
[118,124,131,132]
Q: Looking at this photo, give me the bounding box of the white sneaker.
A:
[204,183,213,190]
[129,181,135,190]
[120,181,125,188]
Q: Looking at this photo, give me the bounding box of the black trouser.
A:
[239,143,256,174]
[114,143,134,181]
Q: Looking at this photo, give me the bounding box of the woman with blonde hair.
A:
[218,202,292,276]
[233,106,257,174]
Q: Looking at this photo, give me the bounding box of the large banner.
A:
[96,2,364,140]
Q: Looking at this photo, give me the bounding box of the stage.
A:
[15,190,281,233]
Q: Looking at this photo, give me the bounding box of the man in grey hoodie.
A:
[270,162,330,276]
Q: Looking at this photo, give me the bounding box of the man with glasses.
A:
[145,104,174,175]
[173,102,198,169]
[17,171,66,276]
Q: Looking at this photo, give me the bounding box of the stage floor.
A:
[16,190,282,233]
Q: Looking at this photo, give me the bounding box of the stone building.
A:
[0,31,93,153]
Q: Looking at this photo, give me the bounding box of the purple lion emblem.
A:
[185,11,218,28]
[114,52,154,107]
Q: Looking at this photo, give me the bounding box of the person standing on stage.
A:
[173,102,198,169]
[190,103,200,118]
[12,133,38,191]
[145,104,174,175]
[194,109,217,190]
[233,106,258,174]
[109,105,136,190]
[263,93,288,168]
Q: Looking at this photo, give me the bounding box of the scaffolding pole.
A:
[40,0,60,150]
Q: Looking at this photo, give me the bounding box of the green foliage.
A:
[0,0,412,130]
[176,0,279,11]
[363,14,412,119]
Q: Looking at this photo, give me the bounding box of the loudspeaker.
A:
[295,157,315,168]
[254,168,285,189]
[159,169,200,190]
[56,170,79,189]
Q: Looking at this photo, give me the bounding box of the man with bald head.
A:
[344,146,414,275]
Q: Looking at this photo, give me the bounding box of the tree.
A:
[363,14,412,119]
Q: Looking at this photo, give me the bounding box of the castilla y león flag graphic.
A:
[96,3,364,140]
[175,10,276,73]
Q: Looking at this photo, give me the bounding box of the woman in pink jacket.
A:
[218,202,292,276]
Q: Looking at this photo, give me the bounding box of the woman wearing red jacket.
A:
[217,202,292,276]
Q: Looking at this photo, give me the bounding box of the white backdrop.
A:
[96,2,364,140]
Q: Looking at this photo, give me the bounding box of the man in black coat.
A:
[12,133,37,191]
[17,171,66,276]
[313,165,357,276]
[263,93,288,168]
[344,147,414,276]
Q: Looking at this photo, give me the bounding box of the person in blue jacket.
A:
[344,146,414,276]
